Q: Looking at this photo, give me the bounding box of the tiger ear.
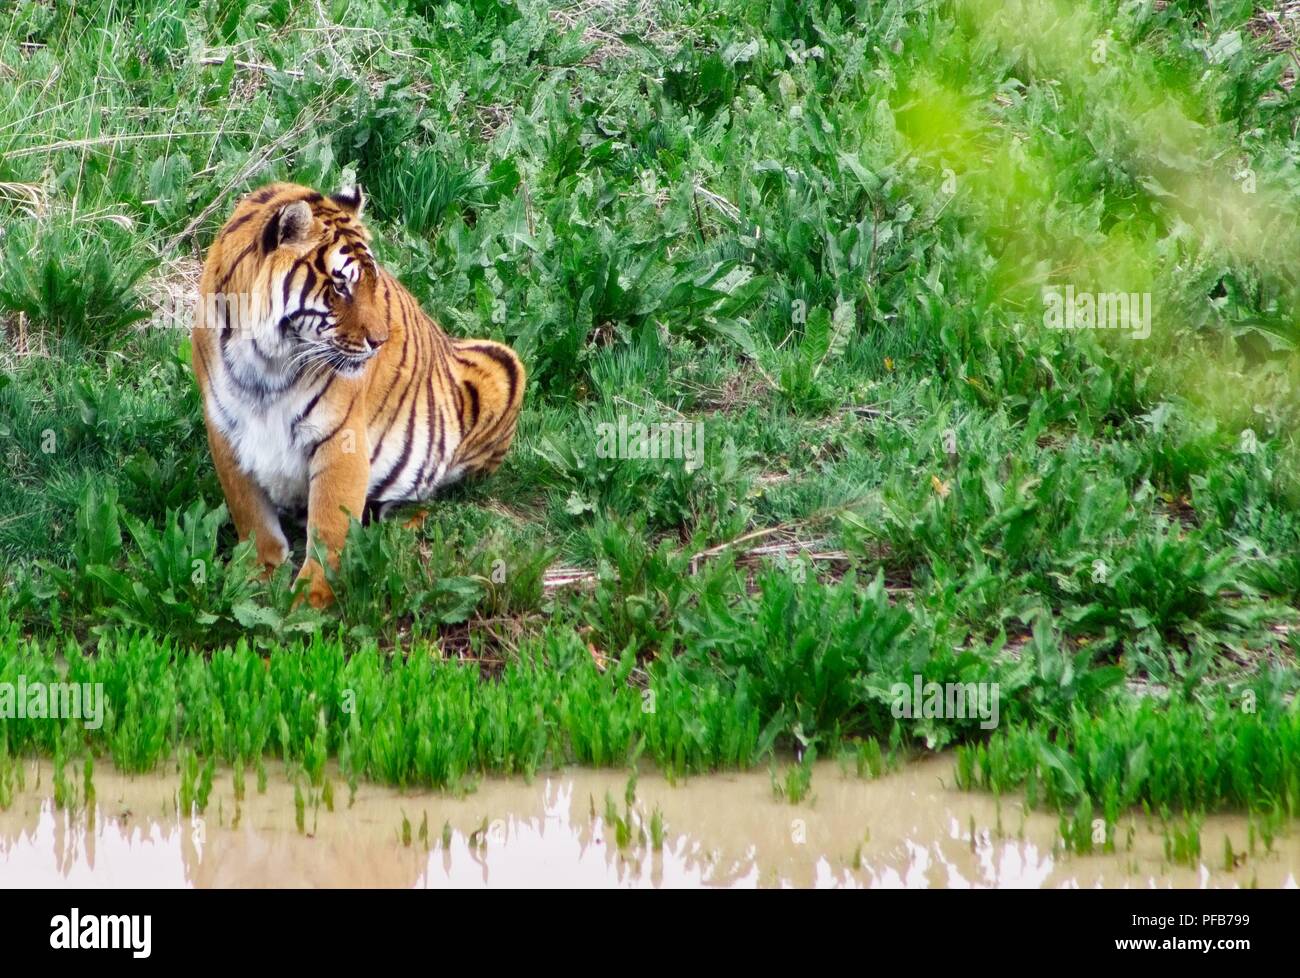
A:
[261,199,313,253]
[330,184,365,218]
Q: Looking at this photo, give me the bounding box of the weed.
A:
[771,747,816,805]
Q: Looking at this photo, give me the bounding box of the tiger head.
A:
[212,182,388,379]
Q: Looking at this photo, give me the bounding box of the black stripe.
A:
[216,240,258,293]
[301,264,318,300]
[369,402,418,500]
[465,345,521,405]
[447,360,465,436]
[250,332,276,364]
[283,256,311,306]
[395,288,417,331]
[219,359,295,400]
[291,374,337,433]
[261,209,282,253]
[435,386,447,476]
[214,291,231,337]
[223,211,255,235]
[411,369,437,493]
[209,388,240,433]
[464,381,480,429]
[218,291,235,350]
[370,314,430,493]
[368,323,422,464]
[196,342,241,432]
[306,394,357,462]
[420,360,451,495]
[366,315,408,423]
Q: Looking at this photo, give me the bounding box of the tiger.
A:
[191,181,525,608]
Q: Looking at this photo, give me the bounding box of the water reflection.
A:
[0,759,1296,888]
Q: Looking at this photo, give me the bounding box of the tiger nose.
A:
[366,336,385,352]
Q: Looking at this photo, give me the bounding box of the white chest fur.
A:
[204,350,324,509]
[227,399,312,508]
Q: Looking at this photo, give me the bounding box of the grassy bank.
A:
[2,0,1300,816]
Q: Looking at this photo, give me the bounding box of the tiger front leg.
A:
[296,417,370,609]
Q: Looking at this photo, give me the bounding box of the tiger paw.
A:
[252,535,289,580]
[293,563,335,609]
[401,508,430,531]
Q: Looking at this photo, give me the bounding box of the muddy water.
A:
[0,758,1297,888]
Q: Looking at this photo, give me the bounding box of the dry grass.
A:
[1249,2,1300,51]
[540,525,855,595]
[675,360,769,413]
[475,102,514,141]
[435,614,538,669]
[1249,2,1300,89]
[548,0,685,66]
[137,254,203,335]
[0,181,50,218]
[0,311,32,365]
[0,185,46,360]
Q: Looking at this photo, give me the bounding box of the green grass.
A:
[2,0,1300,816]
[954,692,1300,815]
[0,614,772,789]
